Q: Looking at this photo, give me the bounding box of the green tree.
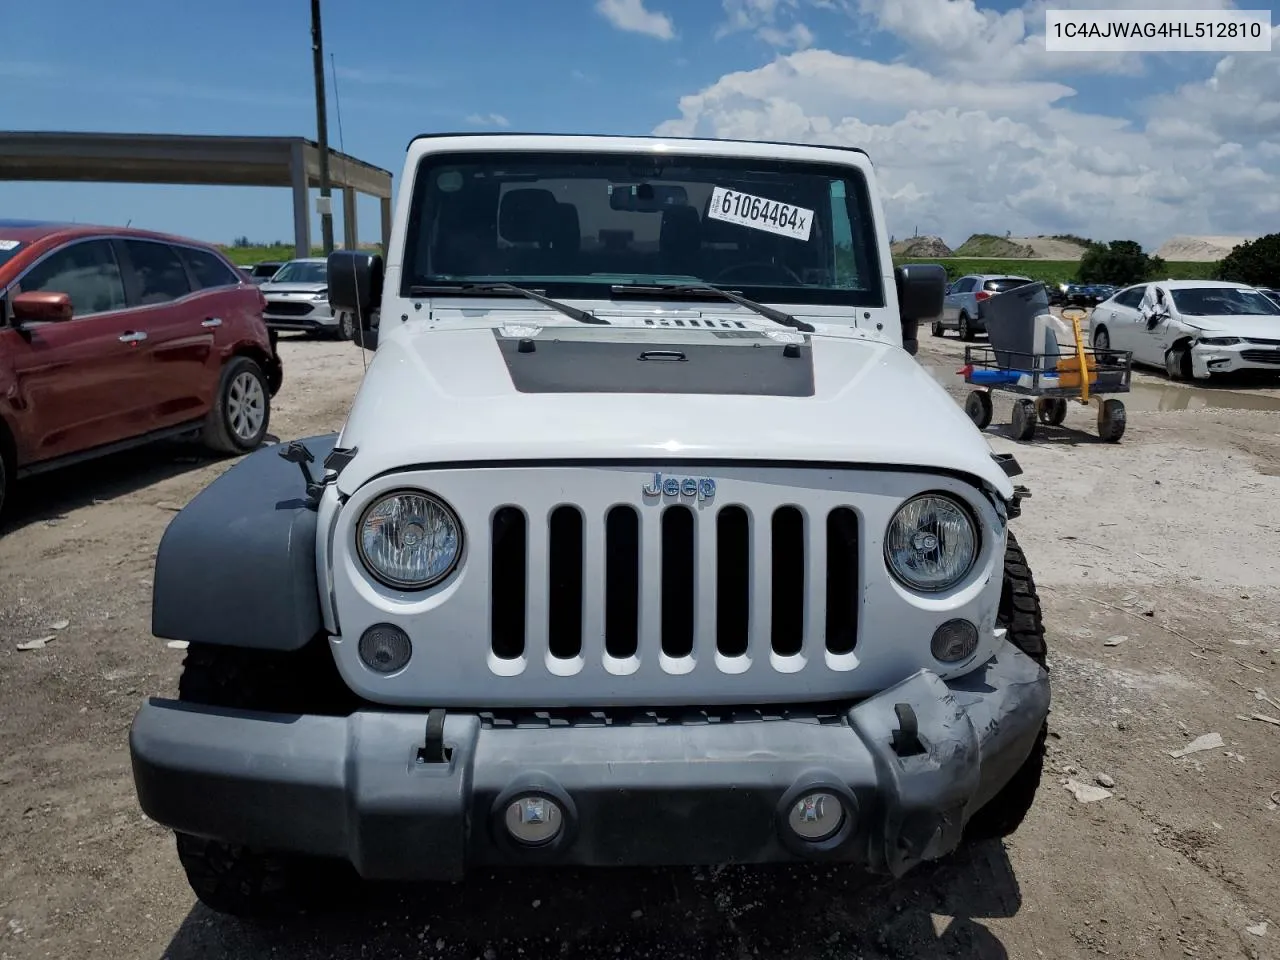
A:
[1077,240,1165,285]
[1215,233,1280,287]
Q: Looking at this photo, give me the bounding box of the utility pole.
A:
[310,0,334,255]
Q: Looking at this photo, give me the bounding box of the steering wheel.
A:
[712,261,803,285]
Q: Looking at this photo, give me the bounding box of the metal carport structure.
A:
[0,131,393,258]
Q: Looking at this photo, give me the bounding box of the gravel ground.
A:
[1,324,1279,960]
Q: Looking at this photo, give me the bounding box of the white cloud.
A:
[653,32,1280,249]
[719,0,815,48]
[465,113,510,127]
[595,0,675,39]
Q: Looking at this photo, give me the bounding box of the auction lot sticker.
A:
[707,186,813,242]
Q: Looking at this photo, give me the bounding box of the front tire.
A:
[334,311,355,341]
[963,531,1048,842]
[201,357,271,455]
[959,312,974,341]
[173,642,360,917]
[1165,347,1192,381]
[931,319,944,337]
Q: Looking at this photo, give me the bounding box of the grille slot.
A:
[715,506,750,657]
[1241,349,1280,364]
[547,506,584,660]
[604,506,640,659]
[770,507,805,656]
[660,506,695,658]
[490,507,526,659]
[825,507,860,654]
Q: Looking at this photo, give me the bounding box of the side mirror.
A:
[327,251,384,350]
[11,290,73,324]
[894,263,947,356]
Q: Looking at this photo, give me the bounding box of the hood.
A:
[333,322,1013,497]
[1181,314,1280,339]
[262,282,327,295]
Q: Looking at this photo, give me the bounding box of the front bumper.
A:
[130,643,1049,881]
[264,301,336,332]
[1190,341,1280,378]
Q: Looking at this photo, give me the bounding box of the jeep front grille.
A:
[488,502,860,672]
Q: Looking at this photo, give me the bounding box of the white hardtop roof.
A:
[1147,279,1254,289]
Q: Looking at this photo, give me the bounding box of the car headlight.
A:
[312,289,329,301]
[356,490,463,589]
[1197,336,1239,346]
[884,494,979,592]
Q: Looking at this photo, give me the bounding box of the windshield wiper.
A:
[610,283,815,333]
[408,281,607,325]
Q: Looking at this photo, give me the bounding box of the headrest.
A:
[499,189,558,243]
[552,202,580,252]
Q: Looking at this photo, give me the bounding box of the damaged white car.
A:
[1089,280,1280,380]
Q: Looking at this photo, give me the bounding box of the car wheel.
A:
[336,311,355,341]
[962,530,1047,842]
[1092,327,1110,354]
[1164,347,1191,381]
[931,319,944,337]
[959,312,974,341]
[172,642,359,917]
[200,357,271,455]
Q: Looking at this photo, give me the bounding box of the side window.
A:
[1115,286,1145,308]
[955,277,975,293]
[17,239,127,317]
[828,180,858,288]
[123,240,191,306]
[179,246,241,290]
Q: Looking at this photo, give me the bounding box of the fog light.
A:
[931,619,979,663]
[504,795,564,846]
[358,623,412,674]
[788,791,845,842]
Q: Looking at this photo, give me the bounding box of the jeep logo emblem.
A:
[642,472,716,500]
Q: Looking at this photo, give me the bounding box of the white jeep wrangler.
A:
[129,133,1049,917]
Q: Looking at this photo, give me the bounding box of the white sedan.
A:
[1087,280,1280,380]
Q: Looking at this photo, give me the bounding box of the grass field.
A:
[892,257,1220,285]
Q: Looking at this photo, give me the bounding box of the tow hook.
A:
[416,708,452,764]
[891,703,926,757]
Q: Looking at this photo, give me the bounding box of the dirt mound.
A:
[891,235,953,257]
[954,234,1037,258]
[1155,235,1253,262]
[1012,236,1094,260]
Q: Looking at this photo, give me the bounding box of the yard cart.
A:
[958,284,1133,443]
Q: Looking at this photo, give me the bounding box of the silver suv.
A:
[934,274,1035,340]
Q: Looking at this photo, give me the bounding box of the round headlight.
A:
[884,494,978,592]
[357,490,462,589]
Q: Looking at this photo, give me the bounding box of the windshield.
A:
[401,151,885,307]
[270,261,327,284]
[252,263,282,277]
[1170,287,1280,317]
[984,277,1032,293]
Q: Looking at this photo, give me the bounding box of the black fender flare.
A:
[151,433,338,650]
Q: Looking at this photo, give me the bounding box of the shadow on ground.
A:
[1,435,278,538]
[162,843,1021,960]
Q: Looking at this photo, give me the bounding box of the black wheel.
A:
[1037,398,1067,426]
[1164,347,1192,381]
[963,531,1047,842]
[965,390,993,429]
[931,319,944,337]
[1097,398,1126,442]
[1010,399,1037,441]
[200,357,271,455]
[1092,326,1110,353]
[334,311,355,341]
[173,642,360,917]
[958,312,974,341]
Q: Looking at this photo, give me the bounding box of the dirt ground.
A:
[2,322,1279,960]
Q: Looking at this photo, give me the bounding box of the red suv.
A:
[0,220,283,517]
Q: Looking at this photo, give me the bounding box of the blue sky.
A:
[2,0,1277,252]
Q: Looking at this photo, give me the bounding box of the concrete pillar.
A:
[342,186,358,250]
[290,141,311,259]
[380,196,392,257]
